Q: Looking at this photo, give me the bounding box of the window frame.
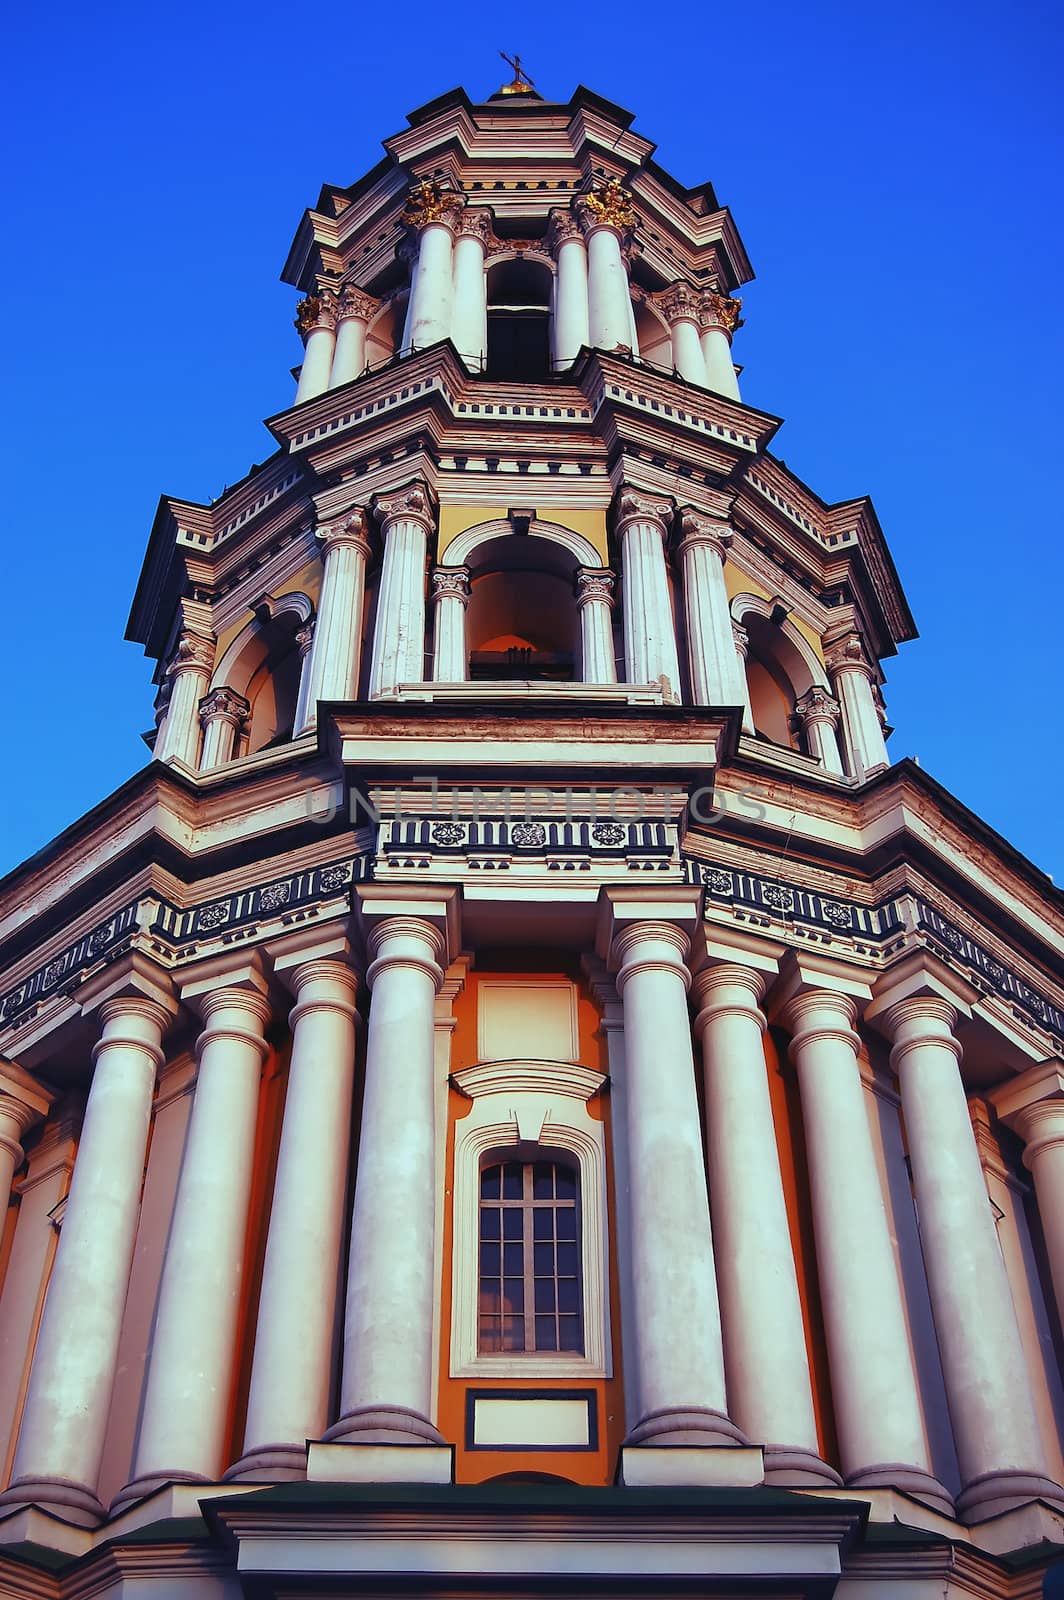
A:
[450,1057,611,1380]
[478,1154,584,1356]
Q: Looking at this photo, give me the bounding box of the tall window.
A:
[478,1158,583,1354]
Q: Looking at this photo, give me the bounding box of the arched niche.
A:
[485,254,553,381]
[634,300,672,370]
[441,518,601,683]
[366,297,401,369]
[731,592,828,753]
[211,592,312,756]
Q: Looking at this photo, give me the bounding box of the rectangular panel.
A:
[477,979,578,1063]
[472,1396,591,1449]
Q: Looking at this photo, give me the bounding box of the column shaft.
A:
[368,486,432,697]
[551,228,589,368]
[408,223,455,350]
[575,569,617,685]
[886,999,1062,1518]
[229,961,359,1479]
[614,921,741,1447]
[327,918,444,1444]
[695,967,838,1485]
[585,227,632,350]
[297,513,371,733]
[1,996,172,1525]
[199,688,249,771]
[783,986,952,1513]
[451,223,488,371]
[156,635,213,768]
[114,975,270,1508]
[294,294,338,403]
[679,513,746,707]
[826,635,889,776]
[430,568,470,682]
[617,492,681,699]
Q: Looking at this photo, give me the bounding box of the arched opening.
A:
[743,615,801,751]
[486,257,552,381]
[366,299,400,370]
[634,301,672,371]
[463,534,579,681]
[211,596,311,759]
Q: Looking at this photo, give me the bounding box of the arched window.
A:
[486,257,552,381]
[464,533,580,681]
[478,1156,583,1355]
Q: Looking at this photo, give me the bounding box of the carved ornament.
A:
[699,292,744,336]
[795,685,841,725]
[575,177,637,238]
[294,291,337,338]
[402,178,465,234]
[336,285,379,323]
[574,568,616,607]
[199,686,250,727]
[615,488,673,535]
[167,632,215,678]
[374,481,435,534]
[431,567,472,603]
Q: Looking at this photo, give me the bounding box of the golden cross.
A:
[499,51,535,89]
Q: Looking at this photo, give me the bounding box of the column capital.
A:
[574,178,638,242]
[770,950,872,1045]
[357,883,460,973]
[318,507,372,555]
[794,684,841,728]
[991,1062,1064,1157]
[657,282,702,327]
[295,620,315,657]
[732,620,750,657]
[596,884,703,966]
[373,479,436,537]
[692,963,768,1036]
[336,284,379,324]
[198,685,249,730]
[678,507,732,558]
[690,921,784,977]
[179,949,271,1015]
[401,177,465,236]
[454,207,493,246]
[294,289,338,339]
[574,566,616,609]
[615,488,674,538]
[865,947,977,1032]
[430,565,471,605]
[823,629,876,682]
[76,949,178,1026]
[0,1056,55,1129]
[547,207,584,254]
[698,291,744,338]
[166,631,214,679]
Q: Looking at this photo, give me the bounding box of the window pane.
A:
[501,1315,524,1349]
[533,1242,555,1276]
[502,1208,523,1240]
[555,1166,577,1199]
[558,1315,581,1351]
[532,1162,554,1199]
[534,1278,555,1313]
[479,1316,501,1352]
[481,1208,500,1240]
[532,1207,553,1240]
[481,1165,501,1200]
[556,1241,578,1276]
[557,1204,577,1240]
[502,1162,523,1199]
[503,1242,523,1274]
[535,1315,557,1351]
[558,1277,580,1313]
[503,1277,524,1313]
[479,1280,501,1315]
[481,1242,500,1276]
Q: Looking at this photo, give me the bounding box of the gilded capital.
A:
[294,290,338,339]
[336,285,379,324]
[574,177,637,240]
[699,291,744,337]
[402,178,465,235]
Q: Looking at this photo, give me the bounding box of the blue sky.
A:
[1,0,1061,881]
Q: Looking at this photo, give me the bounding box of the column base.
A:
[624,1406,748,1448]
[845,1463,955,1518]
[0,1475,106,1528]
[323,1404,445,1447]
[308,1441,453,1485]
[620,1445,765,1488]
[109,1469,210,1518]
[223,1443,309,1483]
[763,1445,843,1488]
[957,1469,1064,1523]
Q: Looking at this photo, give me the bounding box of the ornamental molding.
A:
[318,508,371,553]
[0,854,371,1035]
[401,178,466,234]
[454,208,493,245]
[699,291,744,335]
[574,177,637,238]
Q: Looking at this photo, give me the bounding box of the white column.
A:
[296,511,372,734]
[291,620,315,735]
[368,482,433,697]
[401,182,464,352]
[693,957,839,1486]
[156,632,214,768]
[678,510,748,709]
[993,1063,1064,1339]
[430,566,470,682]
[294,291,338,404]
[794,685,845,775]
[113,960,271,1511]
[549,211,589,369]
[872,985,1064,1520]
[325,909,449,1446]
[825,631,890,777]
[698,293,742,401]
[616,489,681,700]
[576,181,637,352]
[660,285,707,384]
[0,986,174,1526]
[575,568,618,685]
[776,969,953,1514]
[731,620,756,734]
[198,686,249,770]
[607,905,744,1450]
[330,286,377,387]
[450,212,489,372]
[0,1064,52,1230]
[228,955,359,1480]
